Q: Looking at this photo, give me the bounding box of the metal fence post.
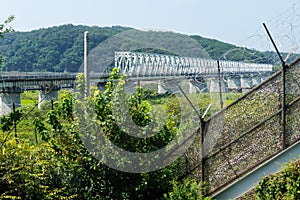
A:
[281,62,287,149]
[217,60,224,109]
[200,118,205,183]
[84,31,90,97]
[263,23,287,150]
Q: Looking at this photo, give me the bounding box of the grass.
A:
[223,93,243,106]
[20,90,71,106]
[21,91,38,106]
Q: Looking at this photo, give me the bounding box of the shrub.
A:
[163,178,211,200]
[255,160,300,200]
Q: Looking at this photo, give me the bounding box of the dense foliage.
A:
[163,179,210,200]
[0,24,130,72]
[255,159,300,200]
[0,16,14,38]
[0,15,15,69]
[1,24,296,72]
[0,69,211,199]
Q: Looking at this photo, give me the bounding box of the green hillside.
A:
[0,24,130,72]
[0,24,296,72]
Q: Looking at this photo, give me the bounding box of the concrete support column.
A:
[38,86,59,109]
[208,78,220,93]
[189,81,197,94]
[208,78,229,93]
[227,76,242,92]
[260,74,268,82]
[241,75,253,93]
[252,75,262,86]
[158,80,167,94]
[0,87,22,116]
[189,79,209,93]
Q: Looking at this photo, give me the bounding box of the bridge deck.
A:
[0,52,273,91]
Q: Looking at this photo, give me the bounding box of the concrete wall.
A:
[0,87,22,116]
[38,87,59,109]
[0,85,60,116]
[155,74,270,94]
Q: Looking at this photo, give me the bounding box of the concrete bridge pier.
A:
[208,78,229,93]
[241,75,253,93]
[38,85,59,109]
[158,80,167,94]
[0,87,22,116]
[207,78,222,93]
[260,74,269,82]
[227,76,242,92]
[189,82,197,93]
[252,75,262,85]
[189,79,208,93]
[158,80,192,94]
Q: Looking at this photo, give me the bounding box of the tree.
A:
[0,15,14,38]
[0,68,212,199]
[0,15,14,70]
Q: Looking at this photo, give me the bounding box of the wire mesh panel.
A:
[183,132,202,179]
[286,100,300,146]
[184,67,286,193]
[205,72,282,151]
[205,113,282,192]
[286,59,300,104]
[286,58,300,146]
[199,57,300,194]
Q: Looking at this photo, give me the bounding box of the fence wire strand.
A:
[182,57,300,194]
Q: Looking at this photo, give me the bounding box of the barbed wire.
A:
[222,0,300,66]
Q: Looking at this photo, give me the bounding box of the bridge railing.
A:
[0,73,76,81]
[182,56,300,195]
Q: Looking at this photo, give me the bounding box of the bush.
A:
[163,178,211,200]
[255,160,300,200]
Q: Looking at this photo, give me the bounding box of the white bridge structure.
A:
[0,51,273,116]
[115,51,272,78]
[114,51,273,93]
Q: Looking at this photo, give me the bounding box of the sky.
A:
[1,0,300,51]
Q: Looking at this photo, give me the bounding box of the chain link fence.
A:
[182,57,300,195]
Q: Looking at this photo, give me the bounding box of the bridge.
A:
[4,50,297,199]
[115,51,272,77]
[0,51,273,116]
[114,51,273,93]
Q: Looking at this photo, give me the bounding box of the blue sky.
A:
[1,0,300,51]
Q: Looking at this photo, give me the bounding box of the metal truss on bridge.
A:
[0,51,273,89]
[0,51,274,116]
[115,51,273,78]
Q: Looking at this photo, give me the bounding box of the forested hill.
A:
[0,24,130,72]
[0,24,293,72]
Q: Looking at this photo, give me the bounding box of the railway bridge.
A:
[0,51,273,116]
